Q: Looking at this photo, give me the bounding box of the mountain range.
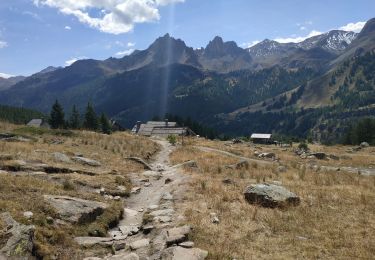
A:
[0,17,374,142]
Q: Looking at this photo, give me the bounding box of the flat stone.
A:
[109,231,127,240]
[162,192,173,201]
[124,208,139,218]
[142,225,154,234]
[72,156,101,167]
[179,241,194,248]
[144,182,151,187]
[166,225,191,246]
[105,253,139,260]
[150,208,174,217]
[244,183,300,208]
[43,195,108,223]
[161,246,208,260]
[148,205,159,210]
[129,239,150,250]
[142,171,162,180]
[156,216,172,223]
[74,237,115,247]
[52,152,71,163]
[119,225,139,236]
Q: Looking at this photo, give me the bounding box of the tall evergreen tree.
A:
[69,105,80,129]
[49,100,65,129]
[83,102,98,130]
[100,113,112,134]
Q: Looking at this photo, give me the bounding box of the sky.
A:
[0,0,374,77]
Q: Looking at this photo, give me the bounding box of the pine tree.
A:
[69,105,80,129]
[100,113,112,134]
[83,102,98,130]
[49,100,65,129]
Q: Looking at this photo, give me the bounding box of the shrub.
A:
[298,142,309,151]
[167,135,177,145]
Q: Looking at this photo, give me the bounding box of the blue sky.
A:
[0,0,374,77]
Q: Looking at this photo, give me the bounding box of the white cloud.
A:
[0,41,7,48]
[65,25,71,30]
[115,48,135,57]
[34,0,185,34]
[275,30,323,43]
[0,72,14,79]
[339,21,366,33]
[127,42,135,47]
[299,26,306,31]
[65,56,88,66]
[241,40,261,48]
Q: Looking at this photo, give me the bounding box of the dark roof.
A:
[132,121,194,137]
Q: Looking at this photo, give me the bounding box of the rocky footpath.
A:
[78,139,208,260]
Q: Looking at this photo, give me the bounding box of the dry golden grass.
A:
[0,122,160,259]
[171,140,375,259]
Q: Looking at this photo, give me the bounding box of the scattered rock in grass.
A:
[277,165,287,173]
[144,182,151,187]
[161,246,208,260]
[72,156,101,167]
[310,152,326,160]
[244,183,300,208]
[23,211,33,219]
[360,142,370,148]
[172,160,198,169]
[119,225,139,236]
[52,152,71,163]
[210,213,219,224]
[0,212,35,259]
[225,160,249,170]
[258,152,276,160]
[43,195,108,223]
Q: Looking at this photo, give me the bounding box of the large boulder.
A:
[0,212,35,259]
[72,156,101,167]
[161,246,208,260]
[310,152,326,160]
[360,142,370,148]
[244,183,300,208]
[43,195,108,223]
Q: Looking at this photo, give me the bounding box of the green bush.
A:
[167,135,177,145]
[298,142,309,151]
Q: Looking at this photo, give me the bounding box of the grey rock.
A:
[244,183,300,208]
[179,241,194,248]
[0,212,35,259]
[129,239,150,250]
[161,246,208,260]
[162,192,173,201]
[173,160,198,169]
[156,216,172,223]
[52,152,71,163]
[125,157,152,170]
[258,152,276,159]
[74,237,118,247]
[310,152,326,160]
[23,211,33,219]
[210,213,219,224]
[226,160,249,170]
[106,253,139,260]
[43,195,108,223]
[72,156,101,167]
[143,171,162,180]
[150,208,174,217]
[360,142,370,148]
[119,225,139,236]
[277,165,287,173]
[166,225,191,246]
